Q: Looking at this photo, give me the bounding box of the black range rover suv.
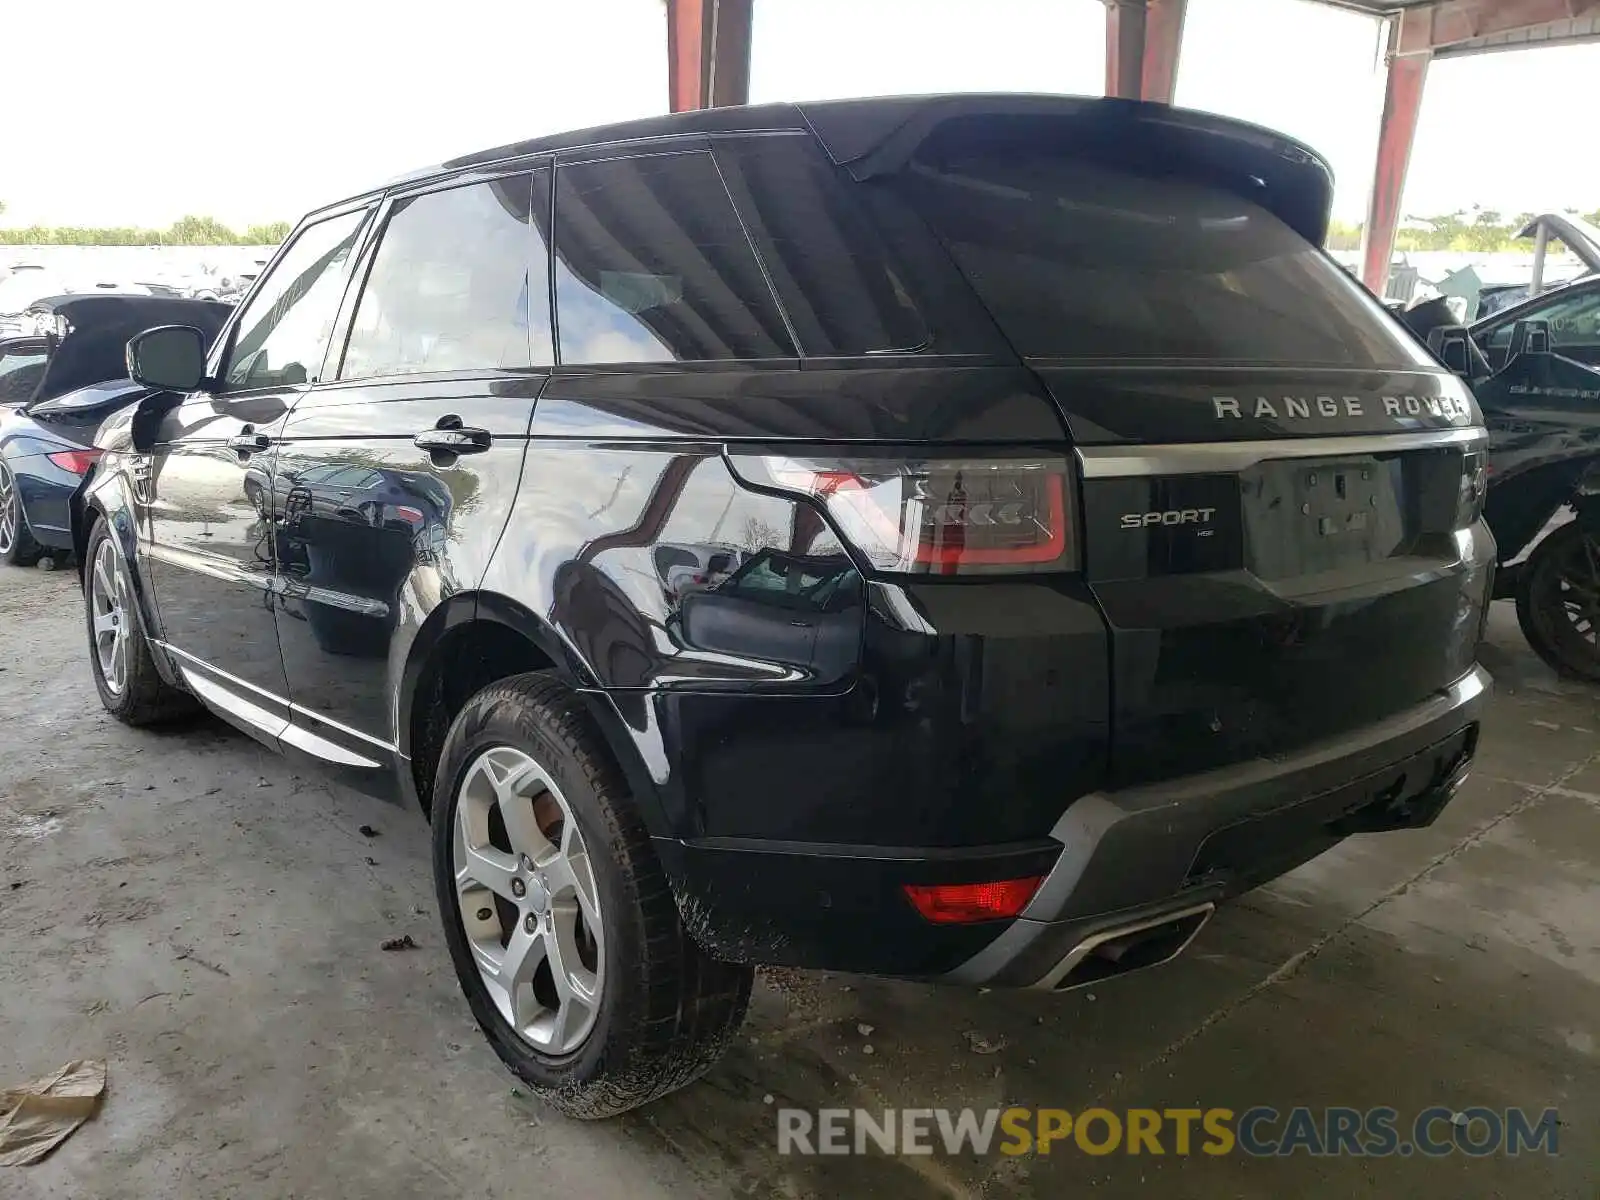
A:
[77,94,1493,1117]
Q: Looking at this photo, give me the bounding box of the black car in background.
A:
[79,95,1491,1117]
[0,296,231,565]
[1417,295,1600,679]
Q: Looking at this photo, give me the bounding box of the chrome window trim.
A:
[1077,428,1485,478]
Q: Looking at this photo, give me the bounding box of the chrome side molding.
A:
[1077,428,1485,478]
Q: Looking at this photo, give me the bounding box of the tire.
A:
[432,672,752,1119]
[0,461,40,567]
[83,519,199,724]
[1515,521,1600,682]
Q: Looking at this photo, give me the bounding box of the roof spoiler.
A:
[798,94,1336,248]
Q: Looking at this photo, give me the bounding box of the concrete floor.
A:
[1,565,1595,1199]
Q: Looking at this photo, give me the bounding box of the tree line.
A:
[2,201,1598,255]
[1328,208,1600,254]
[0,210,292,247]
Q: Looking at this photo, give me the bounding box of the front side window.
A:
[222,209,368,392]
[1483,286,1600,350]
[553,152,793,365]
[340,174,549,380]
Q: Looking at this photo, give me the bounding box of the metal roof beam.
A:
[1397,0,1600,52]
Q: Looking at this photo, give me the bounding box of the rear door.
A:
[269,168,548,754]
[897,124,1492,786]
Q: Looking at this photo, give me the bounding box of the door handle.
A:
[414,427,491,454]
[229,433,271,452]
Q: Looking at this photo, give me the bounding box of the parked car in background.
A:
[1473,212,1600,319]
[1412,292,1600,679]
[80,95,1491,1118]
[0,296,231,565]
[0,280,159,336]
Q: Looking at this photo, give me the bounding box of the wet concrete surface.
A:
[0,566,1595,1198]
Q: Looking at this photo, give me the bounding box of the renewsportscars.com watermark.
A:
[775,1106,1560,1158]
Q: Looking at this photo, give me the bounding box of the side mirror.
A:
[126,325,206,392]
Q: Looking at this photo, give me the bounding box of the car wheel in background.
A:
[83,520,198,724]
[1516,521,1600,683]
[0,462,40,566]
[432,672,753,1119]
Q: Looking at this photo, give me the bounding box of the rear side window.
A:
[553,152,794,364]
[341,174,550,380]
[715,136,926,356]
[899,122,1426,367]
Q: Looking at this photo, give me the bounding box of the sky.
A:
[2,0,1598,230]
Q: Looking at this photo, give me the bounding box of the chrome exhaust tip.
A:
[1035,902,1215,991]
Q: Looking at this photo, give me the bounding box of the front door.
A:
[270,171,548,754]
[143,207,371,709]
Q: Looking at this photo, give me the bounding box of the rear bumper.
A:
[658,665,1489,982]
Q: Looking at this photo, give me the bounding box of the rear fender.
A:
[395,592,670,835]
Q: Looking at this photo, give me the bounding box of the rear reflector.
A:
[903,877,1043,924]
[731,454,1076,576]
[47,449,102,475]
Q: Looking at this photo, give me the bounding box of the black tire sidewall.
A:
[1517,522,1600,682]
[430,687,650,1091]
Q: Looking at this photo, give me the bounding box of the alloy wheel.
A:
[1553,527,1600,651]
[0,465,17,556]
[452,746,605,1056]
[89,538,131,696]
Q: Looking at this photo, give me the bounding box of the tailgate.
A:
[1064,370,1491,787]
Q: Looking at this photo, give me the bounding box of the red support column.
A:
[1104,0,1148,100]
[667,0,753,113]
[1105,0,1187,103]
[1361,17,1431,296]
[1141,0,1188,105]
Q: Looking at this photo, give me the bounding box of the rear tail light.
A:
[393,505,425,525]
[1457,448,1488,528]
[730,454,1076,575]
[903,877,1043,924]
[47,449,102,475]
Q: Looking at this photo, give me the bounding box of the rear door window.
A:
[898,121,1426,367]
[715,136,927,357]
[552,151,795,364]
[340,173,550,380]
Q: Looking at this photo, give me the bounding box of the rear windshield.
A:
[897,131,1427,368]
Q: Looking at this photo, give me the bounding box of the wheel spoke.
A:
[486,923,545,1030]
[549,834,602,935]
[93,610,117,637]
[551,903,600,1006]
[455,837,521,901]
[498,790,553,864]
